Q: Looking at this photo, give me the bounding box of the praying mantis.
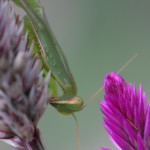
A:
[11,0,138,150]
[11,0,137,114]
[12,0,84,115]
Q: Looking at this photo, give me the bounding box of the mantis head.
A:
[50,96,84,115]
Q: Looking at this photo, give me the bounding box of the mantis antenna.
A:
[73,53,138,150]
[82,53,138,108]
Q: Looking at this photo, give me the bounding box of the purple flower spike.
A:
[99,72,150,150]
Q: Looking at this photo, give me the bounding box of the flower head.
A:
[99,72,150,150]
[0,0,50,149]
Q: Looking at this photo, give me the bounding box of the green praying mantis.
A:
[12,0,137,115]
[12,0,84,115]
[11,0,138,149]
[13,0,137,114]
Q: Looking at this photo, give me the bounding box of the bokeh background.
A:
[1,0,150,149]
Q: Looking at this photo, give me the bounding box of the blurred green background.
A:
[1,0,150,149]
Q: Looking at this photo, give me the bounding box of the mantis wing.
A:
[12,2,59,97]
[13,0,77,98]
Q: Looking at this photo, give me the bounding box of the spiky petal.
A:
[0,0,50,149]
[99,72,150,150]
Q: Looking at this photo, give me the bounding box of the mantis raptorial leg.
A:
[11,1,138,150]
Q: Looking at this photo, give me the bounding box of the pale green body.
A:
[13,0,83,114]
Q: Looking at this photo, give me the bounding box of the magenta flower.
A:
[99,72,150,150]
